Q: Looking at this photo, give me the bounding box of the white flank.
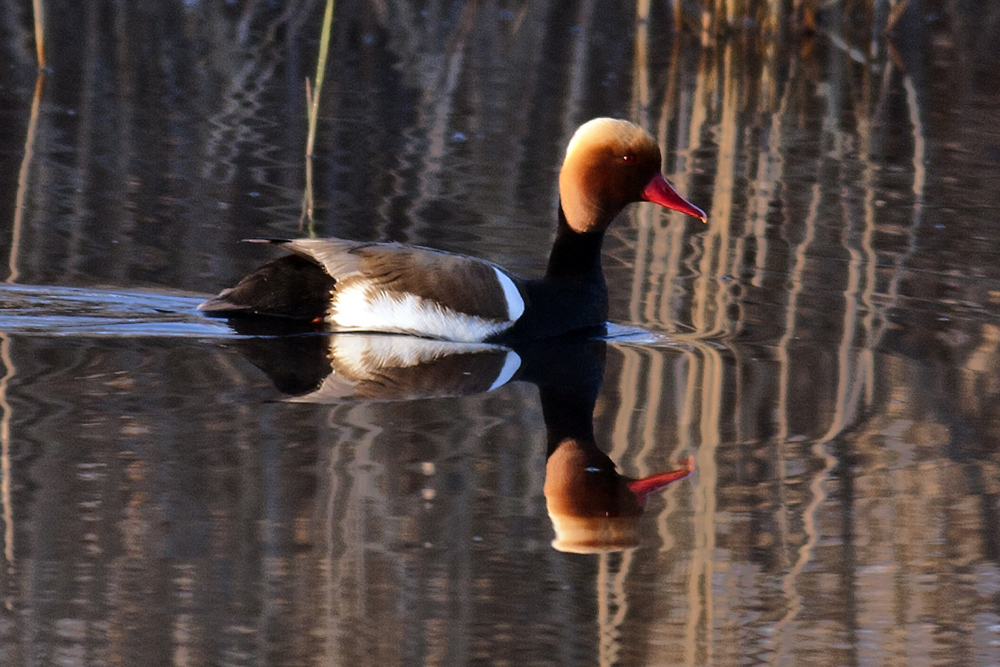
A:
[487,350,521,391]
[331,335,501,375]
[283,335,519,402]
[330,283,513,342]
[493,267,525,321]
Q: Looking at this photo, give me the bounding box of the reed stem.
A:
[32,0,45,69]
[301,0,336,231]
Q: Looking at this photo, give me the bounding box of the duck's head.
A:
[559,118,707,234]
[544,437,695,553]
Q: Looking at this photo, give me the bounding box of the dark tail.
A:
[199,254,336,321]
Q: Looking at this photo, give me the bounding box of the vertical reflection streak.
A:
[598,551,634,667]
[683,343,721,665]
[0,334,13,569]
[698,343,723,665]
[866,62,922,347]
[323,404,384,658]
[831,119,865,435]
[751,59,794,289]
[656,353,691,553]
[0,69,44,603]
[597,553,610,664]
[560,0,596,140]
[407,2,478,244]
[867,66,926,333]
[653,41,689,333]
[904,74,925,225]
[322,417,345,661]
[769,177,820,656]
[610,348,643,465]
[636,351,663,478]
[632,0,651,129]
[678,49,720,324]
[682,349,703,666]
[629,0,655,328]
[857,61,879,406]
[611,550,633,665]
[693,44,735,337]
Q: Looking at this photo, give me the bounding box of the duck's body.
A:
[200,118,706,342]
[203,238,529,342]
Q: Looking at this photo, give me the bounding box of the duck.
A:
[522,340,694,552]
[199,118,707,342]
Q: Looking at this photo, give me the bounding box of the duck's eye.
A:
[622,154,635,163]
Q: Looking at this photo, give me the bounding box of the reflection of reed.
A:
[609,5,950,658]
[765,48,933,658]
[597,549,632,666]
[769,69,833,653]
[693,42,736,337]
[610,0,704,615]
[320,402,387,662]
[682,0,893,41]
[0,335,13,569]
[405,0,478,244]
[3,1,998,663]
[874,59,924,329]
[366,1,564,247]
[684,341,723,665]
[201,18,282,185]
[0,67,45,585]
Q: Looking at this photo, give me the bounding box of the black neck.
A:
[516,340,606,458]
[540,380,598,457]
[545,204,606,280]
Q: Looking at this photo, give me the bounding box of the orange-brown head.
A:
[558,118,706,234]
[544,438,695,553]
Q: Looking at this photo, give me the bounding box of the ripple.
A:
[0,284,235,338]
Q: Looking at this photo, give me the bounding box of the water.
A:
[1,1,1000,665]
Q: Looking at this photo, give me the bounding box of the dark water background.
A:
[2,1,1000,665]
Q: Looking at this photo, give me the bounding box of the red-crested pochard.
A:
[199,118,707,342]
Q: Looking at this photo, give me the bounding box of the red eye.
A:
[622,154,635,163]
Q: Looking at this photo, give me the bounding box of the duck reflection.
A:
[518,341,693,553]
[229,329,520,401]
[228,326,693,552]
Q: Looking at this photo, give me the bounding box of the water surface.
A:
[1,1,999,665]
